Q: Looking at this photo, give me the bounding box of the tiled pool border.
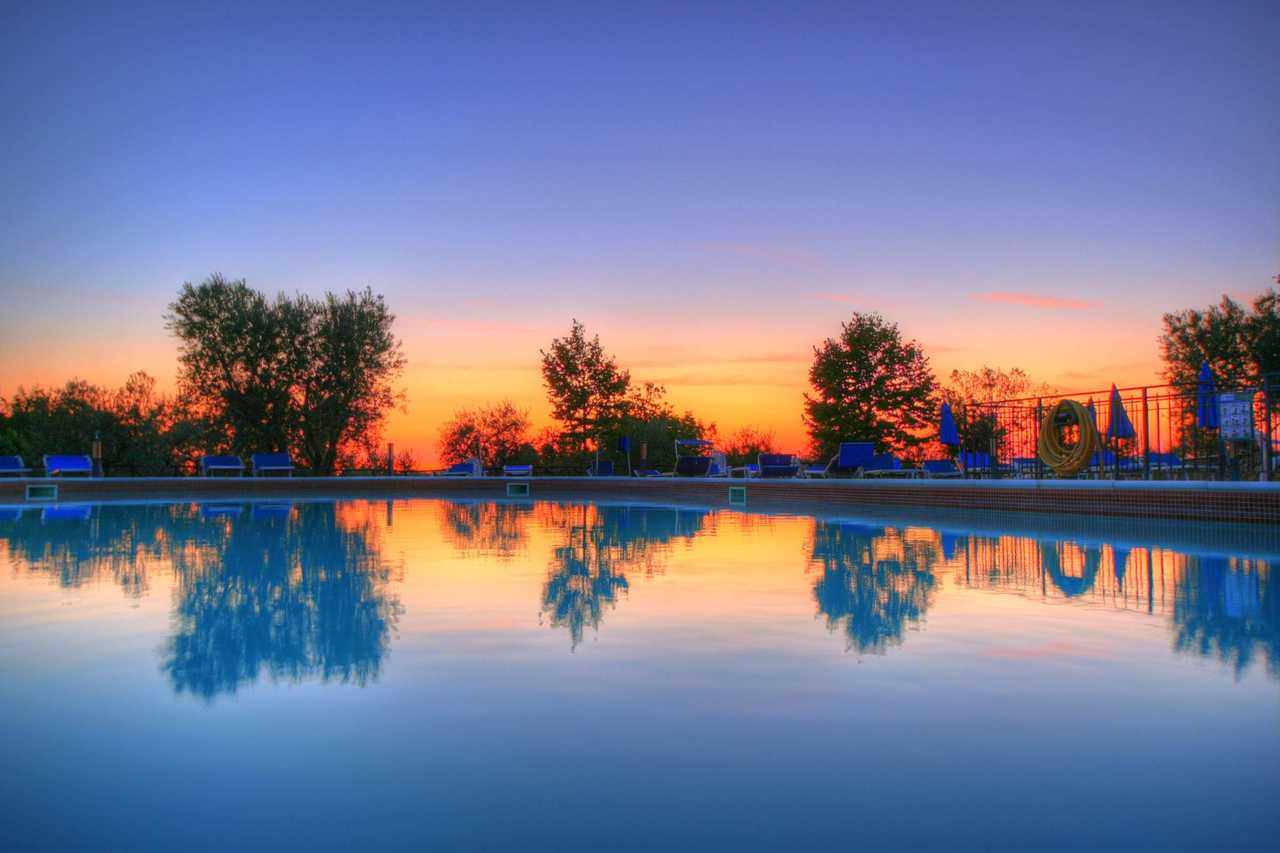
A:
[2,476,1278,524]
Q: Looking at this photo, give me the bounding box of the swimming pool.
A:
[1,499,1276,850]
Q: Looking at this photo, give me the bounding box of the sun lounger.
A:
[864,453,912,477]
[707,452,729,478]
[758,453,800,478]
[445,457,483,477]
[922,459,962,478]
[502,464,533,477]
[674,455,712,476]
[825,442,875,476]
[0,455,31,476]
[43,455,93,477]
[251,452,294,477]
[200,455,244,477]
[587,459,615,476]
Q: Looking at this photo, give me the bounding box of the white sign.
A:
[1217,392,1255,441]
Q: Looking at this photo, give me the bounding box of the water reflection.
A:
[540,504,706,648]
[0,502,399,700]
[1,499,1277,681]
[809,522,937,654]
[163,503,400,700]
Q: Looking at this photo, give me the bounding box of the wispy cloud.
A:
[645,371,798,388]
[693,242,822,270]
[630,352,809,369]
[970,291,1098,310]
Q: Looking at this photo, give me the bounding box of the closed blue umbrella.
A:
[939,403,959,447]
[1086,397,1097,428]
[1107,384,1136,440]
[1196,360,1219,429]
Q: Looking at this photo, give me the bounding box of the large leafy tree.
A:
[1159,288,1280,388]
[539,319,631,451]
[803,312,938,458]
[167,274,404,474]
[437,400,534,468]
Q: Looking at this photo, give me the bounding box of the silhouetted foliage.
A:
[1159,288,1280,388]
[722,426,777,467]
[167,274,405,473]
[437,400,535,468]
[804,313,938,459]
[942,366,1054,455]
[0,372,204,474]
[540,320,631,452]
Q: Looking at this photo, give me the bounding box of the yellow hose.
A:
[1037,400,1099,477]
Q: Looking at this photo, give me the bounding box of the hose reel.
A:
[1037,400,1099,477]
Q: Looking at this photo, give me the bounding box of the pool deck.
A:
[2,475,1278,524]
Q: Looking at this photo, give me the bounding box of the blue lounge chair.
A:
[445,457,483,477]
[673,438,714,476]
[502,464,533,477]
[674,455,712,476]
[864,453,908,477]
[251,452,294,477]
[0,455,31,476]
[825,442,875,476]
[739,463,761,478]
[44,455,93,477]
[960,451,992,476]
[922,459,962,478]
[632,468,666,477]
[707,452,729,478]
[802,463,829,478]
[587,459,614,476]
[200,455,244,477]
[758,453,800,478]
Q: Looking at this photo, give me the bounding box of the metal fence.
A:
[957,374,1278,482]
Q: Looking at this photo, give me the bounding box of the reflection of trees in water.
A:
[0,502,399,701]
[810,522,936,654]
[540,504,706,649]
[0,504,205,598]
[1174,557,1278,679]
[438,501,533,560]
[164,503,399,700]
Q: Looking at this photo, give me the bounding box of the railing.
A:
[955,374,1278,482]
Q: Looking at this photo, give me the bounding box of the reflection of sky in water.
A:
[0,499,1276,850]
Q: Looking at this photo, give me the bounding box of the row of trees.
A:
[4,271,1275,474]
[0,275,406,475]
[445,282,1278,470]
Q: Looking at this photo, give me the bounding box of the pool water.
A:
[1,499,1276,851]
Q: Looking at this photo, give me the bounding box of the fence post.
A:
[386,442,394,476]
[1265,375,1274,482]
[1034,398,1043,479]
[1141,387,1150,480]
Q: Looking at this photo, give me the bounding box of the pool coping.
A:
[1,475,1277,523]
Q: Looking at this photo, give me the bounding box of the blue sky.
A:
[2,1,1277,456]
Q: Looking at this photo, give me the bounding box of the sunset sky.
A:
[2,3,1277,463]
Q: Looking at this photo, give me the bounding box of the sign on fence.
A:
[1217,392,1255,441]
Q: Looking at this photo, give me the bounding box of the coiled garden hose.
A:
[1037,400,1099,477]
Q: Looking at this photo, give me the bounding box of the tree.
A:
[942,366,1054,455]
[167,275,404,474]
[1159,288,1280,389]
[722,426,776,467]
[540,320,631,451]
[437,400,534,468]
[803,313,938,459]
